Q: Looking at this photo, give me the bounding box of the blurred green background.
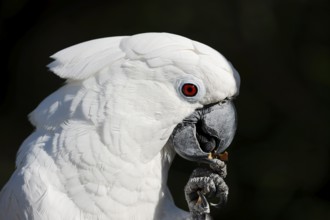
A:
[0,0,329,219]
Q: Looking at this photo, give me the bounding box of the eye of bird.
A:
[181,83,198,97]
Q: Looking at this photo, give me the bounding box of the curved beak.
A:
[170,100,237,164]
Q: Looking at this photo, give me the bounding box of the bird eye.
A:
[181,83,198,97]
[176,76,205,103]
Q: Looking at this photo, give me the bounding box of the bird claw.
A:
[185,167,228,219]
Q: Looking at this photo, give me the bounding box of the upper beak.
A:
[170,100,237,164]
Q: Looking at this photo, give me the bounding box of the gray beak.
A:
[170,100,237,164]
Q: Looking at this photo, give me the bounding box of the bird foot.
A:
[185,166,228,220]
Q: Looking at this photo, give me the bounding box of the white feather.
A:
[0,32,240,220]
[48,36,126,80]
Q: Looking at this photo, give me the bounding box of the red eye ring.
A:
[181,83,198,97]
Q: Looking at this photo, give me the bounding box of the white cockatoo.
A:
[0,33,240,220]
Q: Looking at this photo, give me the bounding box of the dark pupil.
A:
[183,84,197,96]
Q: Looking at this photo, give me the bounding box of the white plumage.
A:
[0,33,239,220]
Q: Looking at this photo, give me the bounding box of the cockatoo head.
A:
[34,32,240,165]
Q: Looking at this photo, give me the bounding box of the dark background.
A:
[0,0,329,219]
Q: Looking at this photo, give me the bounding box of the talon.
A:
[196,195,202,205]
[210,187,228,208]
[195,191,210,214]
[210,194,228,208]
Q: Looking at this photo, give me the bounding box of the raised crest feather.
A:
[48,36,127,80]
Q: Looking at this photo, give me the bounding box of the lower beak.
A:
[170,100,237,164]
